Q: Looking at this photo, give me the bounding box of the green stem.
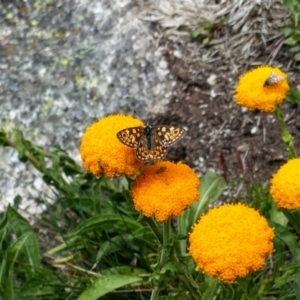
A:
[275,107,297,158]
[145,217,163,245]
[0,136,40,168]
[176,261,202,299]
[150,287,159,300]
[160,220,170,266]
[150,219,171,300]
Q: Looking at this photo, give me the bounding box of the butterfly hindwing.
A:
[136,136,167,162]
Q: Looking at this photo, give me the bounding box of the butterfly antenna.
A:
[133,110,148,125]
[133,110,142,119]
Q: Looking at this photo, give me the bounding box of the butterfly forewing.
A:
[116,126,144,148]
[153,126,186,147]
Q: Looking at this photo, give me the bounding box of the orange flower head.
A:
[270,158,300,209]
[79,114,143,178]
[131,161,200,222]
[189,203,274,283]
[234,66,290,112]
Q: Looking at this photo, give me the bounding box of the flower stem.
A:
[150,219,171,300]
[145,217,163,245]
[0,135,40,168]
[275,107,297,158]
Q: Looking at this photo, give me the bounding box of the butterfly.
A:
[117,123,186,163]
[264,72,284,87]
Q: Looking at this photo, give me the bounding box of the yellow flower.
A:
[270,158,300,209]
[131,161,200,222]
[189,203,274,283]
[234,66,290,112]
[80,114,143,178]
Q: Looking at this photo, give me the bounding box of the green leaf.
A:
[190,29,202,39]
[77,275,142,300]
[96,228,155,261]
[293,279,300,300]
[271,221,298,260]
[280,27,295,36]
[182,171,226,230]
[283,0,298,12]
[203,37,210,44]
[0,130,8,146]
[295,53,300,61]
[270,203,288,227]
[49,214,143,255]
[289,45,300,53]
[101,266,147,277]
[12,128,27,161]
[282,209,300,236]
[6,206,41,275]
[69,214,143,236]
[0,232,34,300]
[284,37,298,45]
[286,88,300,105]
[48,235,87,254]
[178,171,226,253]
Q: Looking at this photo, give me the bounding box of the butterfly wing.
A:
[153,126,186,147]
[116,126,144,148]
[135,136,151,162]
[150,137,168,161]
[136,135,167,162]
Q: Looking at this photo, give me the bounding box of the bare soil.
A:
[149,35,300,190]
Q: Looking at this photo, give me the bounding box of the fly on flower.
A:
[116,116,186,163]
[264,72,284,87]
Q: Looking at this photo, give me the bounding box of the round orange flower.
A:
[234,66,290,112]
[79,114,143,178]
[189,203,274,283]
[131,161,200,222]
[270,158,300,209]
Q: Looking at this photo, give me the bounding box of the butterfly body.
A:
[117,123,186,163]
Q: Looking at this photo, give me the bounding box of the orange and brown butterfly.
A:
[116,120,186,163]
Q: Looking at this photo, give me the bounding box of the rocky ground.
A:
[0,0,299,213]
